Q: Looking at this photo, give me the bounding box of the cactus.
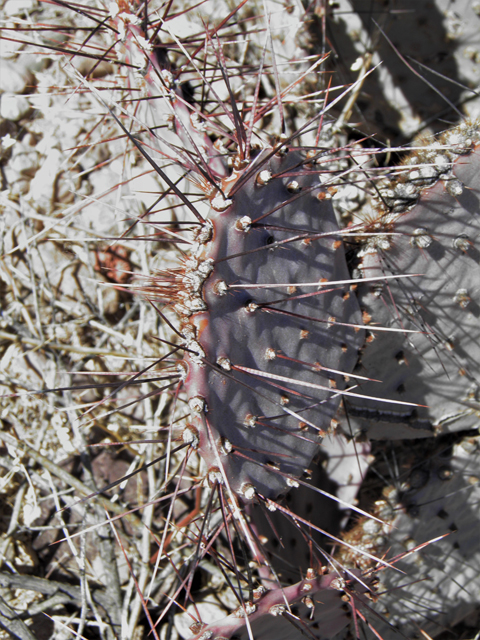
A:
[178,567,369,640]
[2,2,480,640]
[343,434,480,640]
[177,146,364,501]
[102,0,367,503]
[340,124,480,440]
[0,3,377,638]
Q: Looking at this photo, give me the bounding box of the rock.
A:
[0,58,34,94]
[28,147,62,202]
[8,142,39,178]
[3,0,37,16]
[0,94,30,121]
[0,118,17,162]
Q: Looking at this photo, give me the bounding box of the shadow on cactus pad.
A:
[340,132,480,440]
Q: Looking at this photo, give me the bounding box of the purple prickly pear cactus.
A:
[339,128,480,440]
[366,435,480,639]
[183,567,366,640]
[7,2,480,640]
[106,3,365,499]
[177,148,364,499]
[114,10,227,181]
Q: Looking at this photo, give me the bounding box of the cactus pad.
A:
[179,149,364,499]
[340,138,480,439]
[183,568,366,640]
[372,436,480,638]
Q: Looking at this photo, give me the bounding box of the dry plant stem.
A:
[0,572,115,620]
[0,198,93,259]
[0,482,26,568]
[0,593,37,640]
[126,383,156,636]
[0,329,132,358]
[333,52,373,134]
[0,431,141,525]
[47,468,122,638]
